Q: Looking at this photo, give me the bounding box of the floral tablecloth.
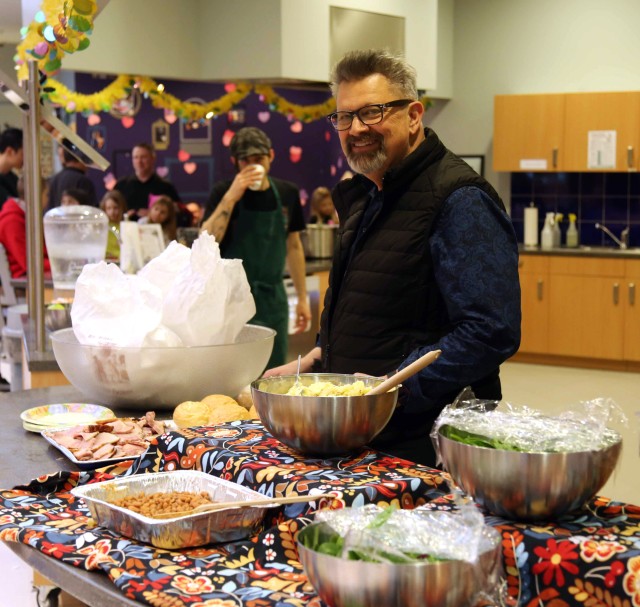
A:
[1,420,640,607]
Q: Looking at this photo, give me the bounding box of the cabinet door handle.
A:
[537,279,544,301]
[630,282,636,306]
[613,283,620,305]
[628,146,634,169]
[552,148,558,169]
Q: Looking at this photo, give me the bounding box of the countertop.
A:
[0,386,142,607]
[519,244,640,257]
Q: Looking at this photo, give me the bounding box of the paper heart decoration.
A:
[290,121,303,133]
[289,146,302,163]
[300,189,308,205]
[103,173,117,190]
[222,129,235,147]
[178,149,191,162]
[325,131,332,142]
[164,109,178,124]
[330,165,336,176]
[337,156,343,168]
[121,116,135,129]
[87,114,101,126]
[258,111,271,123]
[156,166,169,178]
[183,162,197,175]
[224,83,237,93]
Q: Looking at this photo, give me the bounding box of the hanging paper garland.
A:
[15,0,97,81]
[40,75,431,123]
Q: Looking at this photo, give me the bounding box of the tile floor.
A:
[1,361,638,606]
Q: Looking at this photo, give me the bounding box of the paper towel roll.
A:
[524,205,539,247]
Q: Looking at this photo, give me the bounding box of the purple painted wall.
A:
[73,73,347,216]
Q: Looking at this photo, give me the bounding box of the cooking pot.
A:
[305,224,338,259]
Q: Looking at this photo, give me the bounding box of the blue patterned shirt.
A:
[397,185,521,408]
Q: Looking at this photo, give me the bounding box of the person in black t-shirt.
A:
[201,127,311,368]
[114,143,181,220]
[48,148,97,208]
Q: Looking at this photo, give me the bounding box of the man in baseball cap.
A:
[229,127,272,159]
[201,126,311,368]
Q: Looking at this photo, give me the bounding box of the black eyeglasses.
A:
[327,99,414,131]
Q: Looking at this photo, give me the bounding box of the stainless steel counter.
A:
[0,385,143,607]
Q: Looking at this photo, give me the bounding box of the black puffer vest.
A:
[319,128,505,376]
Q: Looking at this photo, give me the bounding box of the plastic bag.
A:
[431,388,626,465]
[71,233,256,347]
[159,233,255,346]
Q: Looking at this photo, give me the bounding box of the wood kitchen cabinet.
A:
[518,254,549,353]
[493,94,565,171]
[624,260,640,362]
[494,91,640,172]
[563,92,640,171]
[517,254,639,368]
[547,257,626,360]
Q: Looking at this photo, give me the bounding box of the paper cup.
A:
[248,164,266,191]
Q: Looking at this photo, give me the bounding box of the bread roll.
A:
[173,401,210,429]
[208,402,251,424]
[202,394,240,409]
[235,386,253,410]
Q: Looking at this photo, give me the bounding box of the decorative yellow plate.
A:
[20,403,115,433]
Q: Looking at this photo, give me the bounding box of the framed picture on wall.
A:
[459,155,484,176]
[152,119,170,150]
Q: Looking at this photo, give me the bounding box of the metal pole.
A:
[24,61,46,353]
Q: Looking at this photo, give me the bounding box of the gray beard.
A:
[345,144,387,175]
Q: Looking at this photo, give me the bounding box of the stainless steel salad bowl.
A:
[251,373,398,455]
[438,428,622,520]
[297,521,502,607]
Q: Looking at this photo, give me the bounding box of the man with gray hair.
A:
[265,49,521,467]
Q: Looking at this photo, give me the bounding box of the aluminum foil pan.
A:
[71,470,274,549]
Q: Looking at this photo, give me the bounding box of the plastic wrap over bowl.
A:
[297,521,502,607]
[251,373,397,455]
[438,428,622,520]
[50,324,275,409]
[70,470,275,549]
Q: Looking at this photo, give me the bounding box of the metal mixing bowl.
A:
[251,374,398,455]
[438,428,622,520]
[297,521,502,607]
[44,305,72,332]
[50,324,275,409]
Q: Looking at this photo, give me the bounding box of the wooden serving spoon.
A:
[153,492,337,519]
[367,349,442,396]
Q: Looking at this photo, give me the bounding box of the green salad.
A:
[300,507,443,564]
[440,424,525,451]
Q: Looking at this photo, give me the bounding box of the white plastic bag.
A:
[71,233,256,347]
[160,233,256,345]
[72,261,167,347]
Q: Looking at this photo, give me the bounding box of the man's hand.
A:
[263,347,320,377]
[293,299,312,334]
[226,165,265,199]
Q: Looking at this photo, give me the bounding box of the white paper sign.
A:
[519,159,548,170]
[588,130,616,169]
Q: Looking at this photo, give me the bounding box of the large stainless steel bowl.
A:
[50,325,275,409]
[297,521,502,607]
[251,374,397,455]
[438,427,622,520]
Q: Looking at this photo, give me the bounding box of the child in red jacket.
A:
[0,179,51,277]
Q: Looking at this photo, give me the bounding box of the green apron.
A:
[224,179,289,368]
